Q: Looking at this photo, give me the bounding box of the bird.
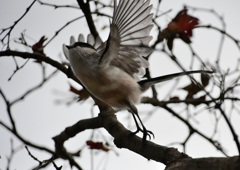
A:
[63,0,213,142]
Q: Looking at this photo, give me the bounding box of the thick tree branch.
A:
[53,116,103,147]
[165,156,240,170]
[53,108,190,166]
[102,111,190,165]
[52,107,240,169]
[0,50,80,84]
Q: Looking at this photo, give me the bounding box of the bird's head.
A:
[63,42,97,61]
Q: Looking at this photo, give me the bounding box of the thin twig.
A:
[195,25,240,50]
[0,89,17,132]
[0,0,37,48]
[11,69,58,106]
[44,16,84,47]
[37,0,79,9]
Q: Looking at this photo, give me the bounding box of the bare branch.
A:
[215,104,240,154]
[76,0,99,38]
[195,25,240,50]
[0,0,37,49]
[11,69,58,106]
[0,89,17,132]
[141,97,228,156]
[44,16,84,47]
[37,0,79,10]
[0,50,80,84]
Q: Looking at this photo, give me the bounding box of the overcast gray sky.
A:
[1,0,240,169]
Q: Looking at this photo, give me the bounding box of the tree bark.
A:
[165,156,240,170]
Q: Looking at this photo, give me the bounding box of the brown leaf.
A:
[86,140,109,152]
[167,9,199,36]
[201,73,210,87]
[32,36,47,55]
[69,84,90,101]
[32,36,47,63]
[182,82,203,99]
[165,9,199,50]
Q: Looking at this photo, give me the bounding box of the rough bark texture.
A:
[165,156,240,170]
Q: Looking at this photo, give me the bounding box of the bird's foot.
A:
[130,126,154,144]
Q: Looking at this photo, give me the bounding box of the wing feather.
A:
[87,34,95,46]
[78,34,85,42]
[100,0,153,79]
[121,25,153,41]
[119,1,152,33]
[115,0,138,27]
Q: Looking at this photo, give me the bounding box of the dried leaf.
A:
[165,9,199,50]
[32,36,47,63]
[182,82,202,99]
[32,36,47,55]
[201,73,210,87]
[86,140,110,152]
[69,84,90,101]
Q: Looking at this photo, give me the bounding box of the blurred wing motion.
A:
[100,0,154,79]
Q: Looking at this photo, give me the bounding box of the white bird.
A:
[63,0,212,142]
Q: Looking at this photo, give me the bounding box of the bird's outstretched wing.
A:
[100,0,153,79]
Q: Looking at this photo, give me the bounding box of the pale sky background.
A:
[1,0,240,170]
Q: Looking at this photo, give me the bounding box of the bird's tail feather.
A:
[138,70,214,92]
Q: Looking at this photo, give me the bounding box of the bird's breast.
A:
[76,65,142,108]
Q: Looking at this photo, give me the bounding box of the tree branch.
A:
[216,104,240,155]
[0,50,80,84]
[76,0,99,38]
[141,97,228,156]
[0,0,37,48]
[53,108,191,166]
[165,156,240,170]
[195,25,240,50]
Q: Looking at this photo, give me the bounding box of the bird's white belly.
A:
[77,66,141,109]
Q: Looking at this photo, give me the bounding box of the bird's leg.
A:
[134,112,154,141]
[126,100,154,143]
[130,112,144,134]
